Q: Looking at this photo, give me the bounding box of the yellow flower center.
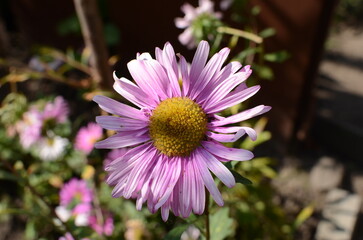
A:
[149,97,207,157]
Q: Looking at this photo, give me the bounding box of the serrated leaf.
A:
[230,170,252,185]
[209,208,234,240]
[164,224,189,240]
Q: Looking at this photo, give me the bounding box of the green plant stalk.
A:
[217,26,263,44]
[205,192,210,240]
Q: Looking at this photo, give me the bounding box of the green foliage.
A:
[264,51,290,63]
[0,1,310,239]
[164,224,189,240]
[209,208,234,240]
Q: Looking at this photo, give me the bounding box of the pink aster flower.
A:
[175,0,222,49]
[42,96,69,123]
[16,108,42,149]
[60,178,93,206]
[93,41,271,221]
[75,122,103,154]
[89,212,114,236]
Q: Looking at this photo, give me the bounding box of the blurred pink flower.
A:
[59,232,74,240]
[75,122,103,154]
[89,213,114,236]
[16,108,42,149]
[175,0,222,49]
[42,96,69,123]
[58,233,90,240]
[60,178,93,206]
[104,148,128,170]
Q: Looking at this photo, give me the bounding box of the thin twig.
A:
[74,0,113,89]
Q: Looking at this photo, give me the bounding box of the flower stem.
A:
[205,192,210,240]
[217,26,263,44]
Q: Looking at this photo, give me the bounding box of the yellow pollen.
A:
[149,97,207,157]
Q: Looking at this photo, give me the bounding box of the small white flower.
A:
[36,135,68,161]
[181,225,201,240]
[55,205,90,227]
[74,212,89,226]
[55,205,72,222]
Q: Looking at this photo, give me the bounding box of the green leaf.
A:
[25,220,37,240]
[230,170,252,185]
[164,224,189,240]
[256,65,274,80]
[264,51,290,62]
[209,208,234,240]
[294,205,314,229]
[104,23,121,47]
[0,169,20,182]
[233,47,259,62]
[251,6,261,15]
[259,28,276,38]
[241,131,271,150]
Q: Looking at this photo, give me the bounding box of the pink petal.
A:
[205,85,261,114]
[113,74,157,108]
[189,41,210,85]
[178,54,190,96]
[206,129,245,142]
[199,148,235,188]
[154,157,182,210]
[94,131,149,149]
[190,158,205,214]
[93,95,146,120]
[202,141,253,161]
[96,116,148,131]
[160,42,181,96]
[193,149,224,206]
[190,48,230,101]
[127,59,169,101]
[209,105,271,127]
[202,67,251,108]
[209,126,257,141]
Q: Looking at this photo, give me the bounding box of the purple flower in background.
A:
[89,212,114,236]
[59,232,74,240]
[175,0,222,49]
[60,178,93,206]
[75,122,103,154]
[16,108,42,149]
[94,41,270,221]
[104,148,128,169]
[58,233,89,240]
[42,96,69,123]
[56,178,93,226]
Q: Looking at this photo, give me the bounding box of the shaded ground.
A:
[282,25,363,240]
[313,27,363,163]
